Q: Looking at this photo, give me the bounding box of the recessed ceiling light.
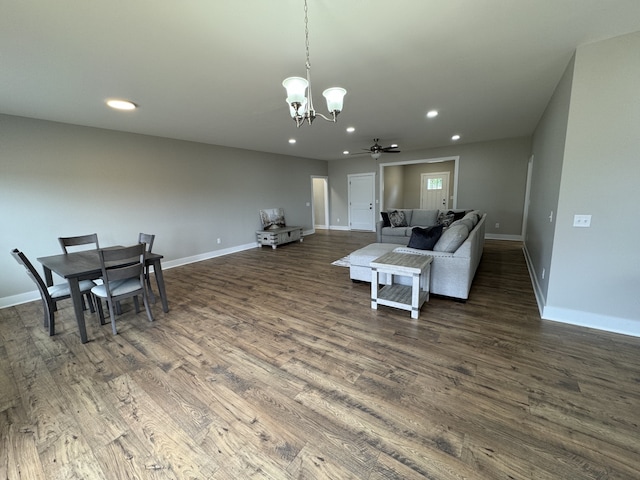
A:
[288,139,296,144]
[451,134,461,141]
[106,99,137,110]
[346,127,355,133]
[426,110,438,118]
[343,150,350,155]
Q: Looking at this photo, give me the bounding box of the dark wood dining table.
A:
[37,249,169,343]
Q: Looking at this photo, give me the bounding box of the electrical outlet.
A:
[495,223,500,229]
[573,214,591,227]
[217,238,221,244]
[542,268,545,279]
[337,218,340,223]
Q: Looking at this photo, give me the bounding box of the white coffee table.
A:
[370,251,433,319]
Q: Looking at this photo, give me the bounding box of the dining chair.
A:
[10,248,96,336]
[59,233,99,253]
[91,243,154,335]
[138,232,156,301]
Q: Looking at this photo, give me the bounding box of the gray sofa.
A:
[352,210,486,300]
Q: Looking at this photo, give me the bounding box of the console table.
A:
[256,226,303,249]
[370,252,432,319]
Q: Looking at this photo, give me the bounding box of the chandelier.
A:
[282,0,346,127]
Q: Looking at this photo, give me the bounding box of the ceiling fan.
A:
[363,138,400,159]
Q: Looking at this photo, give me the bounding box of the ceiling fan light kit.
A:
[364,138,401,159]
[282,0,346,127]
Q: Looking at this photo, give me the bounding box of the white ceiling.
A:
[1,0,639,161]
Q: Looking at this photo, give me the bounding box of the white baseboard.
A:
[522,244,640,338]
[329,225,351,231]
[542,306,640,338]
[1,241,257,309]
[0,291,42,309]
[485,233,523,241]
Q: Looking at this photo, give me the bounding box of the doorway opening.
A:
[380,156,459,212]
[311,176,329,230]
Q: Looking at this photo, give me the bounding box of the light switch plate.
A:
[573,214,591,227]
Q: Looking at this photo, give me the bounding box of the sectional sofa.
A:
[351,209,486,300]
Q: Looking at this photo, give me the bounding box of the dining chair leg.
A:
[85,293,96,313]
[145,273,156,304]
[95,296,106,325]
[43,300,55,336]
[142,290,154,322]
[133,295,140,314]
[107,299,118,335]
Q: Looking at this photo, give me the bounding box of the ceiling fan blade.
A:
[384,149,401,153]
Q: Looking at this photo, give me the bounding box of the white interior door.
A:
[420,172,450,210]
[348,173,375,231]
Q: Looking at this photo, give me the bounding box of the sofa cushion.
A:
[388,210,408,227]
[433,224,470,253]
[409,209,439,227]
[407,225,444,250]
[463,211,480,227]
[382,226,413,237]
[380,211,391,227]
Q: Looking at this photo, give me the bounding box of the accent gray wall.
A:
[329,137,531,238]
[527,55,574,302]
[544,32,640,333]
[1,115,327,303]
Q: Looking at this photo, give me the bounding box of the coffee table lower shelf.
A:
[375,284,429,313]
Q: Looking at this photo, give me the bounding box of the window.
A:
[427,178,443,190]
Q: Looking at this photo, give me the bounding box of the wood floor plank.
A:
[2,232,639,478]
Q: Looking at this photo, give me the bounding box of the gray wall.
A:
[533,32,640,334]
[527,56,573,302]
[1,115,327,304]
[329,137,531,238]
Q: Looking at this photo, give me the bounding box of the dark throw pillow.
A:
[388,210,408,228]
[380,211,391,227]
[407,225,444,250]
[450,210,466,221]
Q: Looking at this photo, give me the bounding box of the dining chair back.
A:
[91,243,154,335]
[138,232,156,300]
[10,248,96,336]
[138,233,155,252]
[59,233,100,253]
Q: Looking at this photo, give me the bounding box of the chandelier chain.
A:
[304,0,310,69]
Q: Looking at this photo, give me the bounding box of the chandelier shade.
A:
[282,77,308,105]
[322,87,347,113]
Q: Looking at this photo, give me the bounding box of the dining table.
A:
[37,248,169,343]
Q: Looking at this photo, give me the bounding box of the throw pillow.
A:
[388,210,408,228]
[437,211,455,227]
[407,225,444,250]
[380,211,391,227]
[433,224,470,253]
[450,210,466,221]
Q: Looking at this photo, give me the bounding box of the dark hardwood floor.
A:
[1,230,639,479]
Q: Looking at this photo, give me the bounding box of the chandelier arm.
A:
[315,112,338,123]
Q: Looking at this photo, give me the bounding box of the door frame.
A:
[380,156,459,212]
[348,172,376,232]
